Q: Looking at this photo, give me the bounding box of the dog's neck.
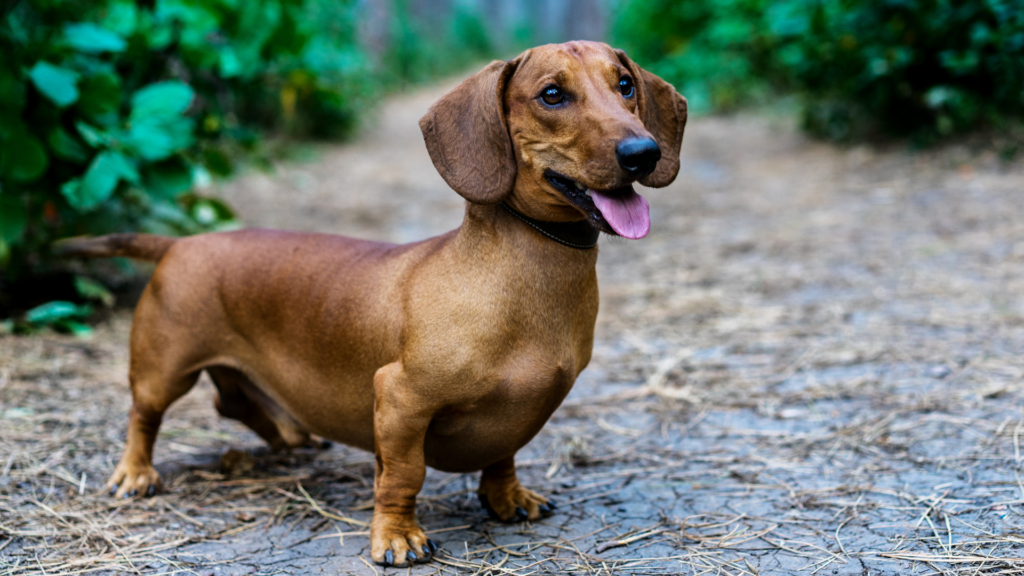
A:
[452,203,599,333]
[457,203,600,269]
[497,202,599,250]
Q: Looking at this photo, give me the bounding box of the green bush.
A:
[0,0,369,304]
[613,0,1024,142]
[612,0,775,115]
[769,0,1024,142]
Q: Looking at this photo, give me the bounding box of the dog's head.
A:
[420,41,687,239]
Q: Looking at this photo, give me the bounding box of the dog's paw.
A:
[104,463,160,499]
[370,513,438,567]
[308,434,333,450]
[478,484,556,522]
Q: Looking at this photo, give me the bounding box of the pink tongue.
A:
[589,186,650,239]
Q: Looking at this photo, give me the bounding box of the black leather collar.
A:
[499,202,600,250]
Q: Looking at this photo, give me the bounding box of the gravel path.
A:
[3,79,1024,575]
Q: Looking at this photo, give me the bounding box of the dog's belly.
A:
[255,363,379,452]
[229,341,581,472]
[236,357,572,471]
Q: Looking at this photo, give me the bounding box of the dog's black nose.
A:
[616,137,661,179]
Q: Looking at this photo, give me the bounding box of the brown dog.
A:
[60,41,686,567]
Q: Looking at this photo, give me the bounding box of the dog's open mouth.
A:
[544,170,650,239]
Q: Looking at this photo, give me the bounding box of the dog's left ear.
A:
[615,50,688,188]
[420,57,521,204]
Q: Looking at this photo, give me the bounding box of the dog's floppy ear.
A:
[615,50,688,188]
[420,58,521,204]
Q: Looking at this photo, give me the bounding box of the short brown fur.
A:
[67,41,686,567]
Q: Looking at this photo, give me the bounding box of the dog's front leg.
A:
[370,362,437,567]
[478,456,556,521]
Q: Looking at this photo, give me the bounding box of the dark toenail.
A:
[515,506,528,520]
[538,503,551,514]
[147,485,156,497]
[428,539,438,552]
[123,492,131,499]
[422,544,431,556]
[130,489,138,497]
[321,440,333,449]
[384,550,393,566]
[407,551,417,563]
[109,485,118,496]
[547,499,557,509]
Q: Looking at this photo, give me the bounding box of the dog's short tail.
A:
[54,234,177,263]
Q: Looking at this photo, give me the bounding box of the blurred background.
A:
[0,0,1022,329]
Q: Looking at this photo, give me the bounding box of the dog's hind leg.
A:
[105,363,200,499]
[207,366,290,451]
[208,366,330,451]
[105,287,210,499]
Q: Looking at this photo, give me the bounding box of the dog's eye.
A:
[540,86,564,106]
[619,76,635,98]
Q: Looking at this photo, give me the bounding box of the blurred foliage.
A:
[0,0,372,299]
[0,273,112,335]
[2,0,508,321]
[614,0,1024,142]
[613,0,774,115]
[382,0,494,85]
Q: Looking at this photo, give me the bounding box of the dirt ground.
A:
[3,79,1024,575]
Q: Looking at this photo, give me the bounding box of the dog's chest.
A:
[411,242,599,471]
[422,346,579,472]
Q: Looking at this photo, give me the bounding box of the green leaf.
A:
[0,70,26,118]
[75,121,112,147]
[158,2,220,54]
[125,82,195,161]
[60,178,82,206]
[56,319,94,338]
[64,23,127,53]
[219,48,242,78]
[127,117,194,161]
[0,197,28,243]
[77,72,122,119]
[144,159,193,199]
[25,301,92,325]
[28,62,80,108]
[144,200,200,235]
[146,22,174,50]
[130,81,194,122]
[102,1,138,37]
[126,121,174,161]
[106,149,140,184]
[47,127,89,162]
[181,194,237,227]
[64,151,138,211]
[191,200,218,224]
[202,148,233,176]
[74,275,115,307]
[0,131,49,182]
